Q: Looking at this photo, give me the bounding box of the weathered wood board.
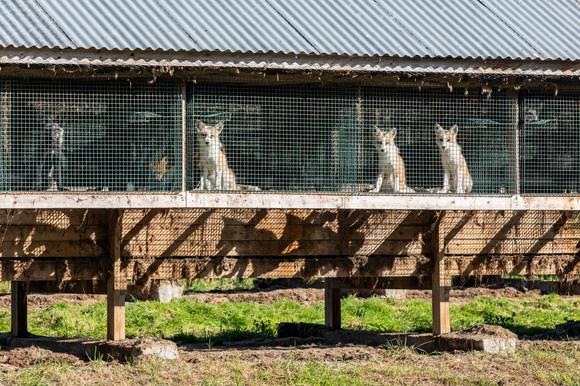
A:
[0,209,578,281]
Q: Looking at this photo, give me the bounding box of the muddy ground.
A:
[0,286,577,385]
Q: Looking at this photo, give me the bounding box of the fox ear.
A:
[195,120,204,132]
[214,121,225,134]
[434,123,444,133]
[450,124,459,134]
[374,126,382,136]
[388,127,397,137]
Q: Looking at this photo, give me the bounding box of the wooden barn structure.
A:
[0,0,579,340]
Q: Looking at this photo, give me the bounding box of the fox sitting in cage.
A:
[371,127,414,193]
[434,124,472,194]
[195,120,260,191]
[39,118,65,191]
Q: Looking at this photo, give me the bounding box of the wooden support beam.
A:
[0,254,577,283]
[2,192,580,211]
[11,281,28,337]
[107,210,126,341]
[431,212,451,335]
[324,279,341,330]
[323,276,432,290]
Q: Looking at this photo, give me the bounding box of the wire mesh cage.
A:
[189,84,518,194]
[0,79,182,192]
[0,78,577,197]
[189,85,358,192]
[520,91,580,194]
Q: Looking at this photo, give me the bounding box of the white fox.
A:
[195,120,259,191]
[371,127,414,193]
[434,124,472,194]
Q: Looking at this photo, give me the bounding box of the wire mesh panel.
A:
[189,85,358,192]
[520,91,580,194]
[362,87,518,195]
[0,79,181,192]
[190,84,517,194]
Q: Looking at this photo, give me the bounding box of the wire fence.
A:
[1,80,181,192]
[520,91,580,194]
[0,79,577,195]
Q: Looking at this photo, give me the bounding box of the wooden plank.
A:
[0,240,104,258]
[0,259,103,281]
[325,279,341,329]
[124,224,429,242]
[1,193,186,209]
[1,193,580,210]
[0,253,577,283]
[431,212,451,335]
[0,209,108,225]
[11,281,28,337]
[328,276,432,290]
[107,210,126,341]
[124,239,424,258]
[0,225,106,241]
[127,256,432,281]
[445,239,579,255]
[121,209,431,227]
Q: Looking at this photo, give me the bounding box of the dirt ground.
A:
[0,339,577,385]
[0,285,546,309]
[0,287,577,385]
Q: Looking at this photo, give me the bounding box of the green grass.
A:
[184,278,255,293]
[2,294,577,343]
[0,281,10,295]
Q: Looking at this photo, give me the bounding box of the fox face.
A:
[434,124,458,150]
[196,120,224,149]
[374,127,397,153]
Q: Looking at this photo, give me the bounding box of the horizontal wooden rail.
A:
[1,255,577,282]
[1,193,579,210]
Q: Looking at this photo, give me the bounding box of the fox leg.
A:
[199,172,206,190]
[393,175,401,193]
[456,169,465,194]
[437,170,450,193]
[372,173,384,193]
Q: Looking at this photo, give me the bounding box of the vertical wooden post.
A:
[431,212,451,335]
[107,209,126,341]
[324,279,341,329]
[181,81,187,193]
[11,281,28,337]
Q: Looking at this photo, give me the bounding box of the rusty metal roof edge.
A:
[1,47,579,78]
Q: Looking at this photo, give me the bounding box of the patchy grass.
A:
[0,281,10,295]
[0,293,578,385]
[184,278,255,293]
[1,344,579,386]
[1,294,577,343]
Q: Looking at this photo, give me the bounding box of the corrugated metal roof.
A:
[375,0,543,60]
[159,0,317,54]
[0,0,578,61]
[267,0,430,57]
[481,0,580,61]
[37,0,199,51]
[0,0,72,49]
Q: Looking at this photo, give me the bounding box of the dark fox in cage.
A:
[37,115,65,192]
